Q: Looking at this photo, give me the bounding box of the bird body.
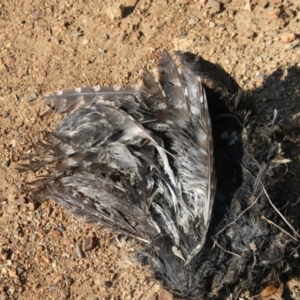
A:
[22,52,300,299]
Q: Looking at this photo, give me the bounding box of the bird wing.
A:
[23,51,215,270]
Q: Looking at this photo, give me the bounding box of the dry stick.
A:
[262,184,300,240]
[261,216,298,242]
[211,236,241,258]
[214,191,262,237]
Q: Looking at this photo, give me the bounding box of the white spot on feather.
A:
[66,158,78,167]
[75,87,82,93]
[173,98,187,109]
[127,126,143,135]
[172,246,186,262]
[65,145,75,155]
[172,78,182,87]
[93,85,101,91]
[155,102,167,110]
[184,87,189,97]
[191,106,199,114]
[95,95,105,102]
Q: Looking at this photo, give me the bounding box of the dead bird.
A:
[20,52,300,299]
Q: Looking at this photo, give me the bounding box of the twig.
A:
[211,236,241,258]
[261,215,298,242]
[262,184,300,240]
[214,191,262,237]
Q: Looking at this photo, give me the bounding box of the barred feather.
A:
[23,52,215,258]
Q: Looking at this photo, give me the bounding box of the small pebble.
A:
[285,39,299,50]
[17,268,24,276]
[102,34,109,40]
[0,237,10,246]
[57,226,66,233]
[27,202,36,211]
[202,10,209,18]
[72,29,84,37]
[65,276,74,287]
[75,244,84,258]
[62,252,70,258]
[52,275,63,285]
[280,32,296,43]
[35,208,43,218]
[82,236,95,252]
[8,287,15,296]
[48,285,57,292]
[82,39,89,46]
[181,30,188,36]
[98,48,106,55]
[0,249,8,261]
[244,1,252,11]
[12,155,20,162]
[106,4,125,20]
[10,139,17,149]
[27,93,38,102]
[6,259,12,266]
[36,245,44,251]
[18,66,28,78]
[50,229,62,237]
[104,281,113,288]
[32,8,44,20]
[245,29,255,39]
[268,8,280,19]
[41,255,51,264]
[130,278,137,287]
[256,56,263,63]
[8,268,18,278]
[266,40,273,46]
[1,160,10,168]
[188,17,199,25]
[209,21,216,28]
[258,73,266,80]
[206,0,221,14]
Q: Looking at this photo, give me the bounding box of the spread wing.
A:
[22,52,215,262]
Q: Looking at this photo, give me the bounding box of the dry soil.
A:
[0,0,300,299]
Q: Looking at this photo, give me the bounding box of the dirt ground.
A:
[0,0,300,299]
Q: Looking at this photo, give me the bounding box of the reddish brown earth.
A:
[0,0,300,299]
